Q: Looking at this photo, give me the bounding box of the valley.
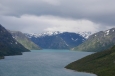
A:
[0,24,115,76]
[0,1,115,76]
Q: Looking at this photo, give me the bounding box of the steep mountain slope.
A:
[0,24,30,59]
[73,28,115,52]
[65,45,115,76]
[26,32,86,49]
[10,31,41,50]
[48,36,70,49]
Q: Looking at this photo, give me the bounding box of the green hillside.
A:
[66,45,115,76]
[73,28,115,52]
[10,31,41,50]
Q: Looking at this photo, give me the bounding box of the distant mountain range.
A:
[26,31,92,39]
[0,24,30,59]
[25,31,90,49]
[73,28,115,52]
[10,31,41,50]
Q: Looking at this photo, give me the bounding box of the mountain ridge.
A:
[10,31,41,50]
[26,31,92,39]
[73,28,115,52]
[0,24,30,59]
[25,32,87,49]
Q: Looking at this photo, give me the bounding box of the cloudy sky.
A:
[0,0,115,34]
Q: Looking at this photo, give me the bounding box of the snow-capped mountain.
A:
[26,31,61,38]
[73,28,115,52]
[25,31,90,49]
[26,31,92,39]
[77,31,92,39]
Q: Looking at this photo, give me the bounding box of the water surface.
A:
[0,49,96,76]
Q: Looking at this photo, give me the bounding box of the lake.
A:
[0,49,96,76]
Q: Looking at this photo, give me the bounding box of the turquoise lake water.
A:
[0,49,96,76]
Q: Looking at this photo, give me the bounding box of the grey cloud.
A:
[0,0,115,26]
[0,15,54,33]
[0,15,113,34]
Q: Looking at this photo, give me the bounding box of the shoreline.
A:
[0,56,4,59]
[0,51,31,60]
[65,68,97,76]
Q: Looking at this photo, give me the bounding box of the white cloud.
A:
[1,14,112,34]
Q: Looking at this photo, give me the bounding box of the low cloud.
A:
[0,0,115,33]
[0,15,113,34]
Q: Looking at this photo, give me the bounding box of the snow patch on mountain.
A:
[71,38,78,41]
[77,31,92,39]
[105,30,110,35]
[26,31,62,38]
[25,31,92,39]
[61,38,69,46]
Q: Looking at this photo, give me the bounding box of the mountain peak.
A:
[104,28,115,36]
[73,28,115,52]
[25,31,86,49]
[0,24,30,58]
[26,31,92,39]
[26,31,62,38]
[77,31,92,39]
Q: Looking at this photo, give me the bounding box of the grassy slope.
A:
[66,45,115,76]
[16,37,41,50]
[73,28,115,52]
[10,31,41,50]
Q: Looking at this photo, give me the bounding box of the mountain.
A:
[77,31,92,39]
[0,24,30,59]
[26,31,61,38]
[25,32,86,49]
[10,31,41,50]
[26,31,92,39]
[73,28,115,52]
[65,45,115,76]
